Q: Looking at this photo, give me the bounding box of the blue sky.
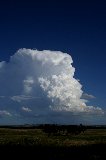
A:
[0,0,106,124]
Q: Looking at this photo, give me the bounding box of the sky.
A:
[0,0,106,125]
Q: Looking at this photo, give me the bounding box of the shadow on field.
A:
[0,144,106,160]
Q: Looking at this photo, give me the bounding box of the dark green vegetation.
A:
[0,125,106,159]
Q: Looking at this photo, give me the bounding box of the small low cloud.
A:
[0,110,11,117]
[22,106,32,112]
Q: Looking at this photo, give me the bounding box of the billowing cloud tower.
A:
[0,49,103,124]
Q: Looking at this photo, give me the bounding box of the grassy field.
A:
[0,128,106,159]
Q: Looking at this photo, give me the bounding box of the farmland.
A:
[0,126,106,159]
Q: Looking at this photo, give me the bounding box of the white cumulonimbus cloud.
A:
[0,49,104,124]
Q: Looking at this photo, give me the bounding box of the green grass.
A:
[0,128,106,159]
[0,128,106,146]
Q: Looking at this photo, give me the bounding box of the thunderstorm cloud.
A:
[0,49,103,124]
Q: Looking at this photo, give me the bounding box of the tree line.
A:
[38,124,86,136]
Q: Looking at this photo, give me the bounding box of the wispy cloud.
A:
[82,93,96,99]
[11,95,40,102]
[0,96,5,98]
